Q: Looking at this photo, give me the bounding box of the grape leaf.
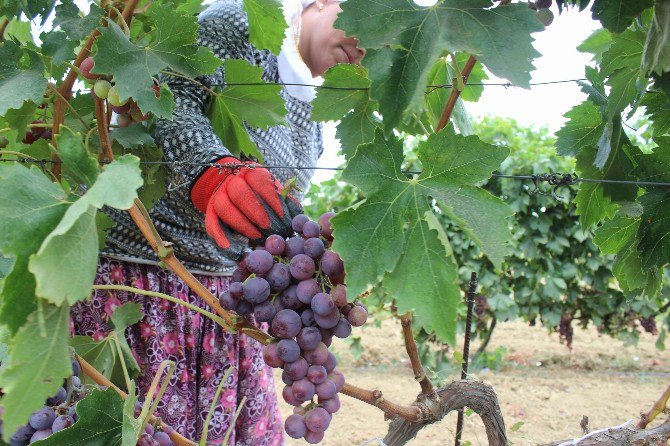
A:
[3,101,38,143]
[40,31,78,66]
[593,214,640,254]
[591,0,654,34]
[613,239,661,292]
[243,0,285,55]
[122,381,142,446]
[577,28,613,64]
[0,164,68,332]
[109,124,156,149]
[641,92,670,137]
[0,304,71,442]
[312,64,378,156]
[53,0,104,41]
[337,0,542,131]
[332,128,509,341]
[642,1,670,77]
[0,42,48,116]
[36,388,124,446]
[208,59,287,160]
[53,126,100,187]
[0,0,57,24]
[29,155,142,305]
[555,100,604,157]
[92,3,221,118]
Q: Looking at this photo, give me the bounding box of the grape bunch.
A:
[219,212,368,444]
[6,358,84,445]
[80,56,158,127]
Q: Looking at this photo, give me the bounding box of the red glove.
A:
[191,157,302,255]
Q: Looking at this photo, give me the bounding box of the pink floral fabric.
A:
[71,256,284,445]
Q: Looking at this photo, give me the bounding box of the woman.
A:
[71,0,364,444]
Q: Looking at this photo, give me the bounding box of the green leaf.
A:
[92,3,222,118]
[109,124,156,149]
[36,388,124,446]
[243,0,285,55]
[332,129,509,342]
[591,0,654,34]
[53,0,104,41]
[511,421,524,432]
[122,381,142,446]
[54,126,100,186]
[613,239,659,292]
[0,304,71,442]
[29,156,142,305]
[452,350,465,364]
[577,28,612,64]
[605,66,643,119]
[641,92,670,137]
[337,0,542,131]
[40,31,78,65]
[312,64,378,156]
[0,164,68,332]
[593,214,639,254]
[0,42,48,116]
[636,190,670,268]
[642,1,670,77]
[208,59,287,160]
[3,100,38,143]
[555,101,604,157]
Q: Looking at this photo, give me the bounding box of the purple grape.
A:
[304,407,331,433]
[273,296,286,313]
[235,300,253,316]
[284,357,309,381]
[296,279,320,304]
[264,234,286,256]
[29,429,52,443]
[262,343,284,368]
[137,432,158,446]
[330,284,347,307]
[71,359,81,377]
[70,376,81,389]
[320,251,344,277]
[154,431,174,446]
[296,327,321,351]
[245,250,274,274]
[29,407,56,430]
[51,415,74,432]
[303,342,328,366]
[280,285,302,310]
[307,365,327,384]
[271,309,302,339]
[311,293,335,316]
[67,404,78,421]
[253,301,276,322]
[277,339,301,363]
[281,370,294,385]
[318,212,335,240]
[302,221,320,238]
[145,423,155,435]
[314,308,340,329]
[304,238,325,258]
[305,430,325,444]
[229,282,243,298]
[266,263,291,293]
[284,414,307,439]
[319,394,341,414]
[46,387,66,406]
[301,308,316,327]
[231,265,251,283]
[219,290,237,311]
[347,305,368,327]
[292,378,316,402]
[328,370,345,392]
[316,380,337,399]
[282,385,302,406]
[333,318,352,338]
[242,277,271,304]
[292,214,310,233]
[293,405,308,415]
[323,351,337,373]
[290,254,316,281]
[11,424,35,443]
[285,236,306,259]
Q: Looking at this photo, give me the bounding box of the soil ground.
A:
[273,318,670,446]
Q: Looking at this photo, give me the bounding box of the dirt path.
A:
[274,318,670,445]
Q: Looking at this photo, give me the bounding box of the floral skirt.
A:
[71,256,284,445]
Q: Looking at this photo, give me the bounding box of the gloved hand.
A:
[191,157,302,256]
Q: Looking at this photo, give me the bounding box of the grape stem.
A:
[139,360,176,434]
[94,95,115,163]
[637,382,670,429]
[76,355,196,446]
[199,366,234,446]
[399,313,436,398]
[112,331,133,391]
[0,17,9,41]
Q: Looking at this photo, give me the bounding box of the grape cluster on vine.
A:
[81,57,158,127]
[219,212,368,444]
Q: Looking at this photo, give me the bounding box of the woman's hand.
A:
[191,157,302,255]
